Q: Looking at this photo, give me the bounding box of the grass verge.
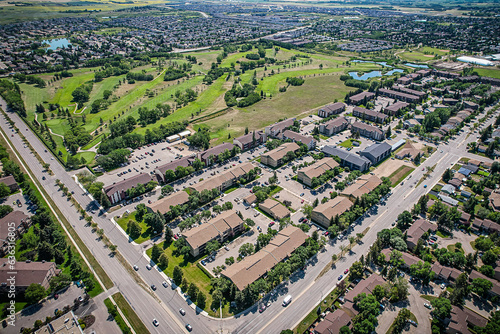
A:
[388,165,415,187]
[104,297,132,334]
[112,292,149,334]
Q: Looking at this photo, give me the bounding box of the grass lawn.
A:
[104,297,132,334]
[339,139,359,148]
[421,295,437,302]
[0,301,27,320]
[111,292,149,334]
[73,151,96,165]
[115,211,154,244]
[224,186,239,194]
[447,243,464,254]
[388,165,415,187]
[436,230,451,238]
[201,73,355,144]
[146,241,231,316]
[474,67,500,79]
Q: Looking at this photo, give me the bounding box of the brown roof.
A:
[103,173,153,196]
[283,130,316,147]
[381,249,421,268]
[406,219,437,248]
[243,193,257,205]
[184,211,243,251]
[350,91,375,103]
[199,142,234,161]
[298,157,339,180]
[343,274,386,315]
[0,258,60,288]
[312,196,353,221]
[259,198,290,220]
[0,175,17,187]
[385,101,409,113]
[314,309,351,334]
[155,156,192,176]
[341,175,382,198]
[395,141,422,160]
[351,121,384,136]
[222,225,307,290]
[147,191,189,215]
[0,211,29,240]
[448,306,472,334]
[322,117,349,131]
[261,142,300,162]
[234,131,265,146]
[353,106,388,121]
[190,162,254,193]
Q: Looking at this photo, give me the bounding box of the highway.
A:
[0,96,497,334]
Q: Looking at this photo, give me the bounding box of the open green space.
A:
[388,165,415,187]
[339,139,359,148]
[474,67,500,79]
[115,211,155,244]
[146,240,231,317]
[104,297,132,334]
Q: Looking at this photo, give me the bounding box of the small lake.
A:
[348,69,404,81]
[352,60,393,68]
[404,63,429,68]
[42,38,71,50]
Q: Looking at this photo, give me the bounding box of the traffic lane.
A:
[0,112,193,334]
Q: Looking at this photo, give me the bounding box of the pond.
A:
[42,38,71,50]
[348,69,404,81]
[404,63,429,68]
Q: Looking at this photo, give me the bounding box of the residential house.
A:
[490,191,500,211]
[103,173,153,205]
[469,270,500,297]
[463,101,479,110]
[260,142,300,168]
[384,101,409,116]
[243,194,257,206]
[441,184,455,195]
[359,142,392,165]
[448,178,462,189]
[395,141,423,161]
[198,142,235,166]
[0,258,61,293]
[459,211,471,226]
[0,175,19,192]
[392,86,427,99]
[319,117,350,136]
[317,102,346,118]
[381,248,421,269]
[343,274,386,316]
[378,88,420,103]
[189,162,255,193]
[443,98,459,105]
[311,196,354,228]
[147,191,189,215]
[352,107,388,123]
[406,219,437,250]
[438,194,459,206]
[259,198,290,220]
[0,211,30,257]
[341,175,383,200]
[297,158,339,187]
[350,122,385,141]
[183,211,244,257]
[321,146,372,172]
[233,131,266,151]
[349,91,375,105]
[265,118,296,138]
[222,226,307,290]
[282,130,316,150]
[313,309,351,334]
[154,156,193,183]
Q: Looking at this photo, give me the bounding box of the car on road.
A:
[153,319,159,327]
[180,308,186,316]
[338,275,343,280]
[300,193,304,196]
[423,185,427,188]
[133,265,139,271]
[162,281,168,288]
[424,303,432,309]
[151,284,156,291]
[186,324,193,331]
[42,176,46,180]
[54,293,59,300]
[146,265,152,270]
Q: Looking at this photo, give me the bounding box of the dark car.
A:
[338,275,343,281]
[151,284,156,291]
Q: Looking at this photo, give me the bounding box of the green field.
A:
[474,67,500,79]
[115,211,155,244]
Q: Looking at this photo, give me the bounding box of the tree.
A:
[188,283,199,301]
[25,283,46,304]
[339,327,352,334]
[385,126,392,138]
[197,292,206,309]
[173,266,183,286]
[158,252,168,268]
[481,250,497,266]
[470,278,493,298]
[479,265,495,278]
[151,244,162,262]
[349,261,364,280]
[126,220,142,240]
[239,243,254,257]
[431,297,451,319]
[205,240,220,255]
[0,183,10,198]
[372,285,387,302]
[397,210,412,230]
[442,168,453,183]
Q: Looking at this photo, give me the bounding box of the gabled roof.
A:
[321,146,371,169]
[200,142,234,160]
[298,157,338,180]
[103,173,153,196]
[147,191,189,215]
[312,196,354,221]
[342,175,382,198]
[360,142,392,159]
[184,211,243,250]
[283,130,315,146]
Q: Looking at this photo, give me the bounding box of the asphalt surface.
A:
[0,96,497,334]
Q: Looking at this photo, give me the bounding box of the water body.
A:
[404,63,429,68]
[352,60,393,68]
[348,69,404,81]
[42,38,71,50]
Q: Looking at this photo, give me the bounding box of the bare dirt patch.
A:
[374,159,412,179]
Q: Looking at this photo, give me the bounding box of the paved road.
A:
[0,96,497,334]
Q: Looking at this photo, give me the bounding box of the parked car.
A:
[424,303,432,309]
[180,308,186,316]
